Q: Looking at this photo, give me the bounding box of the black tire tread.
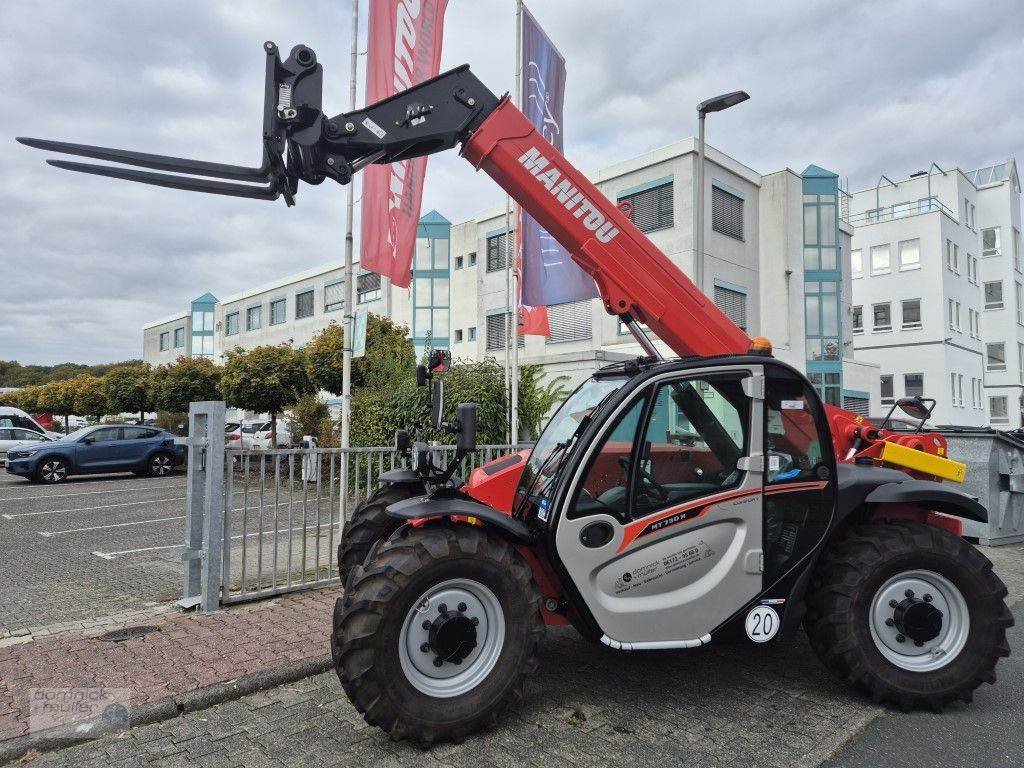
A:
[805,521,1012,711]
[337,484,420,585]
[332,524,544,745]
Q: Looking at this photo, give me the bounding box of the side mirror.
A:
[431,379,444,429]
[416,364,428,387]
[395,429,411,454]
[897,396,934,422]
[83,437,94,445]
[456,403,476,453]
[428,348,451,375]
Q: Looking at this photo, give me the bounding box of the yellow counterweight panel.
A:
[878,441,966,483]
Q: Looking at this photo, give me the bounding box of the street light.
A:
[694,90,750,292]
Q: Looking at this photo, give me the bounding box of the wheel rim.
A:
[398,578,505,698]
[869,569,970,672]
[152,456,172,475]
[41,460,66,482]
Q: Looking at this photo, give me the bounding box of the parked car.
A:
[238,419,291,450]
[6,424,185,483]
[0,428,53,468]
[225,422,242,449]
[0,406,63,440]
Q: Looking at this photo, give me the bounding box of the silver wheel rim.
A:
[869,569,970,672]
[152,456,172,475]
[398,578,505,698]
[42,461,66,482]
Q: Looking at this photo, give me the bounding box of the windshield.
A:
[516,375,626,514]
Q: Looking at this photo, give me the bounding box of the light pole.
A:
[694,90,749,293]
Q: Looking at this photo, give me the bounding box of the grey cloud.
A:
[3,0,1021,364]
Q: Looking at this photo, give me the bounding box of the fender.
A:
[864,480,988,522]
[386,495,534,545]
[377,468,424,486]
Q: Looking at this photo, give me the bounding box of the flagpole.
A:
[509,0,523,447]
[340,0,359,523]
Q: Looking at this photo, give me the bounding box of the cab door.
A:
[553,366,765,647]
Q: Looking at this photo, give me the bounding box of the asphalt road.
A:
[825,601,1023,768]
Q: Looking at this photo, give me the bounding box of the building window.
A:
[295,290,314,319]
[269,299,286,325]
[987,342,1006,371]
[173,327,185,348]
[945,239,959,272]
[901,299,921,330]
[468,326,477,342]
[1017,283,1023,325]
[357,272,382,303]
[870,244,891,274]
[486,231,512,273]
[324,281,344,312]
[485,312,524,351]
[159,331,170,351]
[904,373,924,398]
[852,305,863,334]
[546,300,593,344]
[872,302,892,332]
[468,252,477,267]
[970,203,976,229]
[711,185,743,240]
[246,305,261,331]
[898,239,920,270]
[225,312,239,336]
[984,280,1004,310]
[880,374,894,405]
[947,299,960,331]
[714,285,747,331]
[851,249,862,278]
[1020,343,1024,385]
[990,396,1009,425]
[1015,228,1022,272]
[454,329,463,343]
[620,181,674,234]
[967,254,977,284]
[455,255,464,270]
[982,226,1001,257]
[805,282,840,360]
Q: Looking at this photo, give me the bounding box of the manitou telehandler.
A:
[20,42,1012,745]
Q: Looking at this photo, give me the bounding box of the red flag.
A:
[515,225,551,336]
[360,0,449,288]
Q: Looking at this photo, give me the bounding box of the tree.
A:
[306,315,415,396]
[37,380,76,433]
[152,356,222,413]
[105,362,153,422]
[71,374,108,421]
[286,394,335,446]
[221,345,313,445]
[10,385,43,413]
[518,364,570,441]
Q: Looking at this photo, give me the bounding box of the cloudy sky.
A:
[3,0,1022,364]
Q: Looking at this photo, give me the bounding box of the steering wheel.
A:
[618,455,669,501]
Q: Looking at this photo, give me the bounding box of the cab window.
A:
[569,397,646,519]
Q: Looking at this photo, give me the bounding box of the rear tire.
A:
[36,457,70,484]
[147,452,175,477]
[805,521,1012,710]
[332,524,543,744]
[337,484,421,586]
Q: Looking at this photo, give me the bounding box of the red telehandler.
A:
[20,43,1012,744]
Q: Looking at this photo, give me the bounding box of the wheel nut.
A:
[923,594,933,603]
[458,602,467,612]
[896,634,906,643]
[453,658,462,665]
[433,657,443,668]
[471,617,479,626]
[420,643,430,653]
[422,620,432,631]
[889,600,899,608]
[885,618,895,627]
[905,589,914,599]
[438,603,448,614]
[915,640,924,647]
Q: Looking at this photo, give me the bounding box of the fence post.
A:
[179,401,226,612]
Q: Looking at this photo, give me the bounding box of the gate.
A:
[180,401,519,610]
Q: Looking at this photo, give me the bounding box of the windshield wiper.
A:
[515,413,592,518]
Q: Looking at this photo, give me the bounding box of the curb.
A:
[0,654,333,766]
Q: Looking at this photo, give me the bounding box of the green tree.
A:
[518,364,570,440]
[153,356,222,413]
[105,362,153,422]
[10,385,43,413]
[71,374,108,421]
[286,394,336,446]
[37,379,76,433]
[221,345,314,445]
[306,315,415,396]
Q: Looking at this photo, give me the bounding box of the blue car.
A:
[6,424,185,484]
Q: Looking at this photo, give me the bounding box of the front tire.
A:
[805,521,1013,710]
[332,524,543,744]
[337,484,421,585]
[37,457,70,484]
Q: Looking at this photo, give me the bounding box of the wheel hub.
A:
[892,596,943,644]
[427,604,478,664]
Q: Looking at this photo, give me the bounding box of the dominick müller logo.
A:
[517,147,620,244]
[29,687,131,739]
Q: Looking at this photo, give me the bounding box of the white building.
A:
[849,158,1022,426]
[143,138,880,412]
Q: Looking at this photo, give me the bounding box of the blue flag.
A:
[518,6,598,307]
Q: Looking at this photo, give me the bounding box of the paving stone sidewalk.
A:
[0,587,338,744]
